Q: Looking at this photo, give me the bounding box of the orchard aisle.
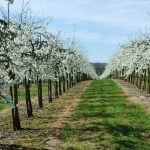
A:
[1,79,150,150]
[45,80,92,149]
[0,81,92,150]
[58,79,150,150]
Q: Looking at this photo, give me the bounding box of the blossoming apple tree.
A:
[101,31,150,93]
[0,1,98,131]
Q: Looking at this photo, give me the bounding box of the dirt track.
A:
[114,79,150,113]
[0,80,92,150]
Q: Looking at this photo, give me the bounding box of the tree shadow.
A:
[0,144,48,150]
[75,120,150,150]
[70,84,150,149]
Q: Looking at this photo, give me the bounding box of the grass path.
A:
[60,79,150,150]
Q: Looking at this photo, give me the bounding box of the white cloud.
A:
[1,0,150,62]
[2,0,150,31]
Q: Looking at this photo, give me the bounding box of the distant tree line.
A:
[91,63,107,76]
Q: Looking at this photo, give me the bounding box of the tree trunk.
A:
[63,76,66,93]
[136,71,139,87]
[71,75,74,87]
[48,79,52,102]
[10,86,15,131]
[69,74,72,88]
[38,78,43,108]
[59,77,62,95]
[55,81,59,98]
[139,73,143,89]
[143,69,146,91]
[148,67,150,93]
[13,84,21,130]
[67,73,69,90]
[25,76,33,117]
[132,70,135,85]
[78,72,81,82]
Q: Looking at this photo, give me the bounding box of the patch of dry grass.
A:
[0,81,92,150]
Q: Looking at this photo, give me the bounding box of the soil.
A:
[113,79,150,112]
[0,80,92,150]
[0,79,150,150]
[45,81,92,150]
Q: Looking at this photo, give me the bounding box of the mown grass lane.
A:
[60,79,150,150]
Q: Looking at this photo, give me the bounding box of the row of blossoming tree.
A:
[101,27,150,93]
[0,0,98,131]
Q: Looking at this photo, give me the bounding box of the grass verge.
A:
[60,79,150,150]
[0,83,49,110]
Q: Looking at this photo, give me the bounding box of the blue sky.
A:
[1,0,150,62]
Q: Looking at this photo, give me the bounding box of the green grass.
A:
[60,79,150,150]
[0,83,50,110]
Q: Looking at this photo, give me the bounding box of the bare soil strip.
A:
[114,79,150,113]
[0,81,92,150]
[45,80,92,149]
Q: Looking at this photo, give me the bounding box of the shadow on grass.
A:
[62,79,150,149]
[67,117,150,149]
[0,144,47,150]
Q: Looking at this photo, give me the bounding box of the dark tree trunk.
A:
[59,77,62,95]
[38,78,43,108]
[10,86,15,131]
[55,81,59,98]
[127,75,130,83]
[148,67,150,93]
[25,76,29,117]
[69,74,72,88]
[48,79,52,103]
[25,76,33,117]
[9,73,21,131]
[143,69,146,91]
[78,72,81,82]
[76,74,78,83]
[136,71,139,87]
[71,76,74,87]
[67,73,69,90]
[83,73,87,81]
[139,73,143,89]
[63,76,66,93]
[121,69,124,80]
[13,84,21,130]
[132,70,135,85]
[115,70,118,79]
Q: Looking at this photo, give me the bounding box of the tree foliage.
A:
[0,1,98,130]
